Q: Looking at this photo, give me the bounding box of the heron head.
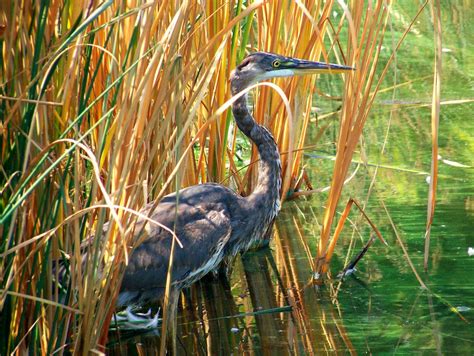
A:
[230,52,353,94]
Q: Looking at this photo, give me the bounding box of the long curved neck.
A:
[231,92,281,213]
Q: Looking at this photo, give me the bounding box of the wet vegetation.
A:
[1,0,473,354]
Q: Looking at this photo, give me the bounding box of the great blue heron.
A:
[115,52,352,307]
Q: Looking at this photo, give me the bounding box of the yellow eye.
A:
[272,60,281,68]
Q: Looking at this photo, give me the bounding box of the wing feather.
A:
[120,193,232,303]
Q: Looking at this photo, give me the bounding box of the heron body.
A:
[117,52,352,306]
[118,182,278,305]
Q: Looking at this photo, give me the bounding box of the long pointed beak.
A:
[288,58,354,75]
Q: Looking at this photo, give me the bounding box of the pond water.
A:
[109,2,473,354]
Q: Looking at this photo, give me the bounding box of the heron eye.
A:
[272,60,281,68]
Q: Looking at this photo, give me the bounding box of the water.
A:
[109,1,474,353]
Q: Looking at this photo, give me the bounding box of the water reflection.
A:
[108,212,362,354]
[108,180,473,354]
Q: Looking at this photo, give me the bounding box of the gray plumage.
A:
[116,52,352,306]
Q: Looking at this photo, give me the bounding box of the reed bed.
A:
[0,0,437,354]
[0,1,265,352]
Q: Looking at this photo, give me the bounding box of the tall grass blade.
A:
[423,0,442,272]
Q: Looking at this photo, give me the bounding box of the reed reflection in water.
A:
[108,207,356,354]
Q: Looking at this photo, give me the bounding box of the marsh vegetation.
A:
[1,0,472,354]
